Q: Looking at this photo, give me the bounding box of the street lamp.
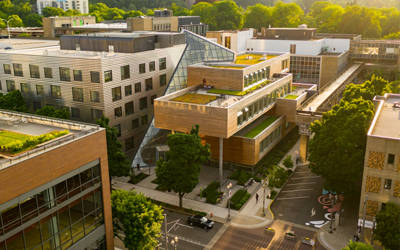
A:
[171,236,178,250]
[371,216,376,245]
[227,183,233,221]
[261,179,269,217]
[328,193,339,234]
[1,18,14,45]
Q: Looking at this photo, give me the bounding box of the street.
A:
[212,221,325,250]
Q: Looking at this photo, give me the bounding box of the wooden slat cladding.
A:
[0,44,186,157]
[187,66,244,91]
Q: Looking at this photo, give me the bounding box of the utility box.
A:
[335,212,340,226]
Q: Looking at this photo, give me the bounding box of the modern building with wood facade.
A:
[0,110,113,250]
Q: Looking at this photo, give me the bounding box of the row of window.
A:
[244,66,270,88]
[113,95,156,119]
[281,59,289,71]
[2,58,167,83]
[113,113,149,152]
[259,125,282,154]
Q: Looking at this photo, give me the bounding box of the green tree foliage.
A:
[212,0,243,30]
[282,155,294,169]
[268,166,290,189]
[8,14,24,27]
[342,76,390,102]
[383,31,400,39]
[271,1,304,28]
[342,240,373,250]
[374,202,400,250]
[111,189,164,250]
[190,2,214,24]
[243,4,273,30]
[338,5,382,38]
[35,106,70,119]
[124,10,144,18]
[0,90,29,112]
[309,99,375,196]
[42,7,66,17]
[95,115,131,180]
[156,124,211,208]
[25,14,43,27]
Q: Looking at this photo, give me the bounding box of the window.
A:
[44,67,52,78]
[142,115,148,125]
[29,65,40,78]
[51,85,61,99]
[91,71,100,83]
[125,101,134,115]
[145,78,153,91]
[72,87,84,102]
[139,97,147,110]
[90,91,100,102]
[388,154,395,164]
[132,119,139,129]
[0,81,2,90]
[125,137,134,151]
[290,44,296,54]
[91,109,103,122]
[33,101,41,111]
[159,57,166,70]
[3,64,11,74]
[114,107,122,118]
[36,85,44,95]
[73,70,83,81]
[71,107,80,118]
[59,67,71,81]
[281,59,289,70]
[139,63,146,74]
[20,83,29,93]
[134,82,141,93]
[121,65,130,80]
[114,124,121,137]
[125,85,132,96]
[149,61,155,72]
[104,70,112,82]
[151,95,157,105]
[384,179,392,189]
[112,87,121,101]
[6,80,15,92]
[160,74,167,87]
[13,63,23,77]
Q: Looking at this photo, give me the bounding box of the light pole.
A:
[371,216,376,245]
[328,194,339,234]
[227,183,232,221]
[1,18,14,45]
[171,236,178,250]
[261,179,269,217]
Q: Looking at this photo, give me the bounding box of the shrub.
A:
[229,188,251,210]
[283,155,294,169]
[128,173,149,184]
[269,190,278,199]
[201,181,220,198]
[231,170,253,186]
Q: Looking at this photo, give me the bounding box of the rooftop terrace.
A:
[369,95,400,139]
[234,54,277,65]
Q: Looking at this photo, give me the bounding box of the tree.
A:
[383,31,400,39]
[35,106,70,119]
[317,5,344,33]
[282,155,294,169]
[243,4,273,30]
[42,7,65,17]
[195,0,219,4]
[124,10,144,18]
[190,2,214,25]
[271,1,304,28]
[342,240,373,250]
[156,124,211,208]
[374,202,400,250]
[0,90,29,112]
[25,14,43,27]
[211,0,243,30]
[8,15,23,27]
[111,189,164,250]
[338,5,382,38]
[308,99,375,196]
[342,76,390,102]
[95,115,131,181]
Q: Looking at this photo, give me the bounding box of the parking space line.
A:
[291,176,321,179]
[281,189,313,192]
[286,182,317,186]
[276,196,309,200]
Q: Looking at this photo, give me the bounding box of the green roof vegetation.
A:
[208,80,271,96]
[209,66,245,69]
[235,54,278,65]
[0,130,69,154]
[292,86,298,90]
[171,93,217,105]
[243,117,279,138]
[284,95,298,99]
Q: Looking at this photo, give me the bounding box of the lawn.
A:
[171,93,217,105]
[235,54,277,65]
[209,66,245,69]
[243,117,279,138]
[208,80,271,96]
[0,131,31,146]
[284,95,298,99]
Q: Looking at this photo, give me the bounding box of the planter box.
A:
[285,232,296,240]
[265,228,275,235]
[301,237,315,246]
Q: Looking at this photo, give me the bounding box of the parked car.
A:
[187,215,214,229]
[4,47,12,50]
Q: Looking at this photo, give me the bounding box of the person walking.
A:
[256,193,259,203]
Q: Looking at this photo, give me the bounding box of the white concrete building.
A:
[37,0,89,15]
[206,29,254,53]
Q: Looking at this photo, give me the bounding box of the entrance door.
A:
[225,37,231,49]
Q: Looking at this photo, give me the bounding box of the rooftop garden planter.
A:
[235,54,278,65]
[285,231,297,240]
[171,93,217,105]
[243,117,279,138]
[207,80,272,96]
[265,228,275,235]
[284,95,298,99]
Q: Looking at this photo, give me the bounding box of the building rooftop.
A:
[369,94,400,139]
[0,109,101,170]
[234,54,278,65]
[0,38,60,50]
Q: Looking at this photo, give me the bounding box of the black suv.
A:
[187,215,214,229]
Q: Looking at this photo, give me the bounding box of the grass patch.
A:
[235,54,277,65]
[243,117,279,138]
[171,93,217,105]
[227,188,251,210]
[128,173,149,184]
[292,86,298,90]
[284,95,298,99]
[207,80,271,96]
[209,66,245,69]
[155,185,169,192]
[147,198,207,216]
[0,131,31,145]
[151,178,161,184]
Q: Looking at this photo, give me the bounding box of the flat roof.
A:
[0,38,60,49]
[369,95,400,139]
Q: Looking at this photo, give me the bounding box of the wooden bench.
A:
[244,178,254,187]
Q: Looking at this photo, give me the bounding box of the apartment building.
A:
[37,0,89,15]
[42,16,96,38]
[0,33,186,159]
[359,94,400,220]
[0,110,113,250]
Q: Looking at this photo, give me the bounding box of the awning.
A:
[237,111,243,117]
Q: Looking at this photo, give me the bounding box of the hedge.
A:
[228,188,251,210]
[200,181,221,204]
[230,169,261,185]
[128,173,149,184]
[147,198,207,216]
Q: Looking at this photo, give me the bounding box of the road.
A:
[212,221,325,250]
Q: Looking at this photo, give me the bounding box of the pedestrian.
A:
[296,155,299,164]
[137,163,140,172]
[256,193,259,203]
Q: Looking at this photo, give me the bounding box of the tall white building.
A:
[37,0,89,15]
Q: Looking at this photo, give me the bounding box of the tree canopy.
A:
[0,90,29,112]
[342,75,391,102]
[111,189,164,250]
[342,240,373,250]
[374,202,400,250]
[156,124,211,208]
[35,105,70,119]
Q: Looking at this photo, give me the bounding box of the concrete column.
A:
[219,138,223,188]
[299,134,309,162]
